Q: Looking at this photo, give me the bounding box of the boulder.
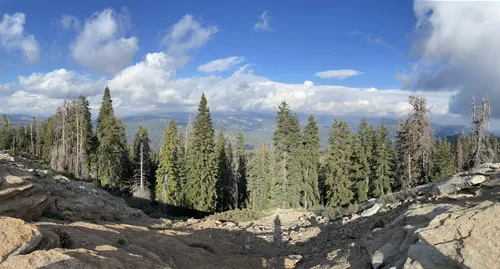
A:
[284,254,302,268]
[361,202,382,217]
[371,242,398,269]
[430,174,486,195]
[0,217,42,263]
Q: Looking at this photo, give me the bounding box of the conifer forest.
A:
[0,87,497,213]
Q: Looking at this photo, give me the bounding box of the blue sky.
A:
[0,0,497,125]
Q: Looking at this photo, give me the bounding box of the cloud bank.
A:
[403,1,500,117]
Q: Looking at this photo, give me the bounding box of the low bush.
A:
[188,242,214,253]
[117,235,127,245]
[209,209,265,222]
[41,210,67,221]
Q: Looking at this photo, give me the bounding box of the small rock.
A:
[244,244,252,250]
[284,255,302,268]
[225,222,236,228]
[361,203,382,217]
[371,242,398,269]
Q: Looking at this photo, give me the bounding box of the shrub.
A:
[188,242,214,253]
[41,210,67,221]
[320,206,343,221]
[148,223,170,230]
[209,209,265,222]
[117,236,127,245]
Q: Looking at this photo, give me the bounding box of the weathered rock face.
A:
[0,174,53,221]
[0,217,42,263]
[0,152,148,224]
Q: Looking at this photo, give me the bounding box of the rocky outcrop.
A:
[0,174,52,221]
[0,152,148,223]
[0,217,42,263]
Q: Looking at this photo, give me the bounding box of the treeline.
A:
[0,88,498,212]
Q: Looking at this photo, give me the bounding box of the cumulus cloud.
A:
[60,15,80,30]
[0,13,40,62]
[18,69,106,98]
[0,91,64,115]
[315,69,363,79]
[0,61,454,119]
[161,14,218,67]
[254,10,271,32]
[71,8,138,74]
[403,1,500,117]
[198,56,245,73]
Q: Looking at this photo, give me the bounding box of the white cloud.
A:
[0,61,455,120]
[60,15,80,30]
[404,1,500,117]
[0,91,63,115]
[198,56,245,73]
[0,13,40,62]
[70,8,139,74]
[254,10,271,32]
[304,80,314,88]
[161,14,218,67]
[315,69,363,79]
[18,69,106,98]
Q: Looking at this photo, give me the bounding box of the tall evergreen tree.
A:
[431,137,455,182]
[96,87,130,188]
[156,120,184,205]
[0,115,13,150]
[301,115,320,209]
[323,119,354,207]
[247,142,272,210]
[371,121,393,197]
[215,131,234,211]
[350,134,369,203]
[270,102,303,208]
[234,131,248,208]
[131,126,152,200]
[184,93,217,212]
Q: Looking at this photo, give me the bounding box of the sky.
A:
[0,0,498,125]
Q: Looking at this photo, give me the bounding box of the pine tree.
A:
[301,115,320,209]
[395,96,434,189]
[131,126,152,200]
[42,117,54,163]
[184,93,217,212]
[156,120,184,205]
[0,115,13,150]
[350,134,369,203]
[247,142,272,210]
[215,131,234,211]
[234,131,247,208]
[468,97,491,168]
[323,119,354,207]
[487,134,499,162]
[431,138,455,182]
[371,121,393,197]
[96,87,130,188]
[455,132,466,171]
[270,102,303,208]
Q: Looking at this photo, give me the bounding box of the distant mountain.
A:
[4,114,42,125]
[122,112,467,150]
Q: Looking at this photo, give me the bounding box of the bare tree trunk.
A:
[140,141,144,192]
